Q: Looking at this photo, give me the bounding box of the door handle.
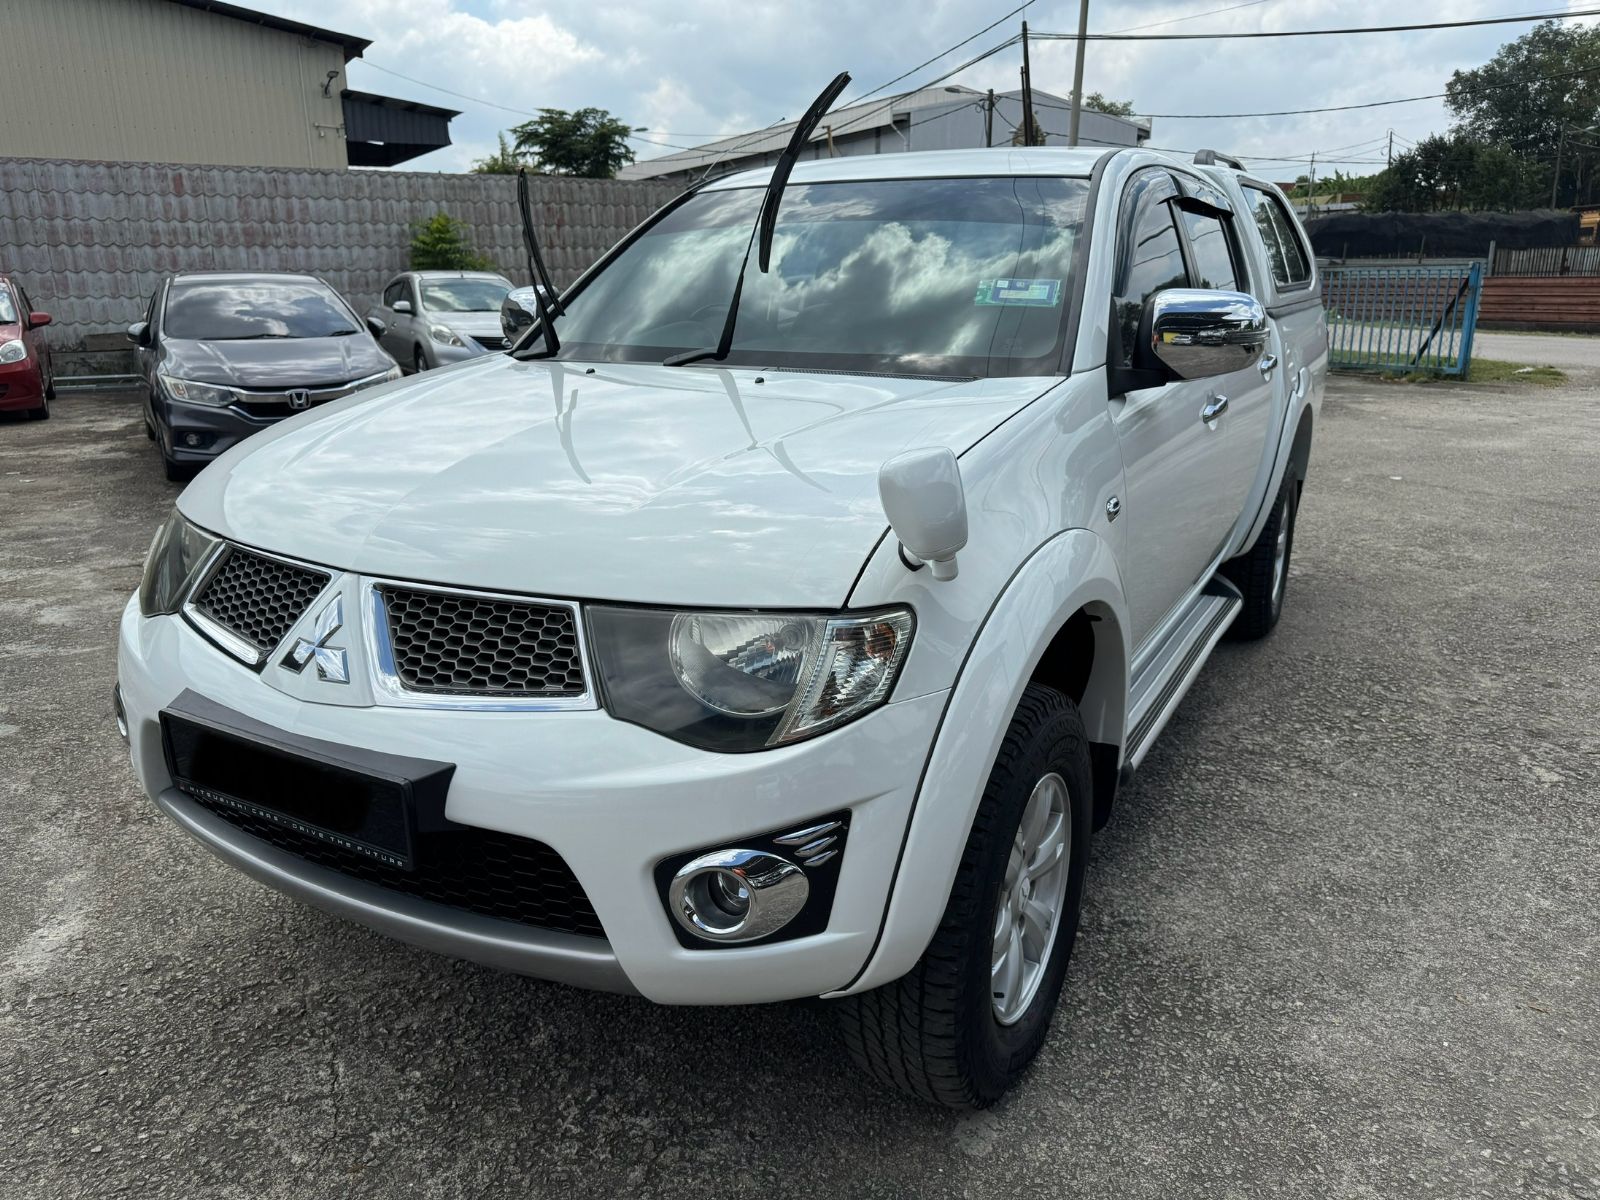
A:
[1258,353,1278,379]
[1201,394,1229,423]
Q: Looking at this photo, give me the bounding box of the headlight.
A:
[138,512,218,616]
[159,374,237,407]
[589,606,914,751]
[353,365,403,390]
[429,324,464,347]
[0,340,25,364]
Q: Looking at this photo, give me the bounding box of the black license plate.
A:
[160,691,454,871]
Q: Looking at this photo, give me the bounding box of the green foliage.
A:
[511,108,636,178]
[1363,134,1541,213]
[1081,91,1135,118]
[409,212,494,271]
[1286,169,1381,200]
[1446,20,1600,207]
[471,132,528,175]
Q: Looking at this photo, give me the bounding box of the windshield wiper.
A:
[662,71,850,368]
[511,167,566,360]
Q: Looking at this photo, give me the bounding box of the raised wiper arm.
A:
[663,71,850,369]
[512,168,565,359]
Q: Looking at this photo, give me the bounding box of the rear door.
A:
[1108,169,1251,647]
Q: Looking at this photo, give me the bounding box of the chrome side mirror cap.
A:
[501,286,544,342]
[879,447,968,582]
[1147,288,1267,380]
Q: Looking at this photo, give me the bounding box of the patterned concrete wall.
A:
[0,158,681,348]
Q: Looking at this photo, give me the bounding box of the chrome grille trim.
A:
[363,580,597,712]
[227,369,394,415]
[181,544,332,668]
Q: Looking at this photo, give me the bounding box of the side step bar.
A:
[1122,578,1242,775]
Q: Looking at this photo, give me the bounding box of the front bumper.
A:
[0,357,44,410]
[117,596,946,1004]
[160,397,273,465]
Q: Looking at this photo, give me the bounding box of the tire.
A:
[413,346,428,374]
[835,684,1094,1109]
[26,394,49,421]
[44,367,56,401]
[163,453,188,482]
[1223,474,1298,640]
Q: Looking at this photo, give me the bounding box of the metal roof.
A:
[163,0,371,60]
[343,90,457,167]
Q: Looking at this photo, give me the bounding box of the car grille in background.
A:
[378,586,586,697]
[471,335,508,351]
[186,791,605,937]
[190,548,330,655]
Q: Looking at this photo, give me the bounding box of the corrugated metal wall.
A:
[0,158,681,347]
[0,0,351,170]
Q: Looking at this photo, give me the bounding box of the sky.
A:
[252,0,1600,181]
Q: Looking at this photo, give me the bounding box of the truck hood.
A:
[178,356,1054,608]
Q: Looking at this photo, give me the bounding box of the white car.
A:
[117,147,1326,1108]
[367,270,514,373]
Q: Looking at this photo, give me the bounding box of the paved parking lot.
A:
[2,377,1597,1199]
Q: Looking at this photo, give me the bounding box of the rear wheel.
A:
[1223,474,1298,640]
[835,684,1093,1109]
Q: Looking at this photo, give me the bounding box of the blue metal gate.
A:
[1320,263,1483,376]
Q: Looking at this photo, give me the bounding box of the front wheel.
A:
[835,684,1093,1109]
[412,346,429,374]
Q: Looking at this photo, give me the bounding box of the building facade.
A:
[0,0,454,169]
[620,86,1151,184]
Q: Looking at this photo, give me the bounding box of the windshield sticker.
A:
[975,278,1063,308]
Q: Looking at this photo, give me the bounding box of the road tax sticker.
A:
[975,278,1063,307]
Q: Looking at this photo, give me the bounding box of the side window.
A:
[1244,186,1311,288]
[1113,172,1189,368]
[1179,210,1241,292]
[383,280,404,307]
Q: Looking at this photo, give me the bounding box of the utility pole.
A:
[1386,129,1393,168]
[1553,128,1567,209]
[1306,153,1317,220]
[985,89,995,147]
[1020,21,1036,147]
[1067,0,1091,147]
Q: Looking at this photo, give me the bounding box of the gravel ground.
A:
[2,379,1596,1199]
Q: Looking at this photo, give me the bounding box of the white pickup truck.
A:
[116,146,1326,1109]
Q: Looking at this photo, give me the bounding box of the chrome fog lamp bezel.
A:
[668,849,809,944]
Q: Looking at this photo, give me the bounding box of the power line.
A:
[1103,0,1272,34]
[357,59,538,117]
[846,1,1034,104]
[1030,7,1600,41]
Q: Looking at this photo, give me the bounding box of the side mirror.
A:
[1146,289,1267,380]
[501,287,541,341]
[27,311,51,330]
[878,447,968,582]
[364,315,386,338]
[127,321,150,347]
[392,299,413,315]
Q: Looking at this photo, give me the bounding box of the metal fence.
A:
[1320,264,1483,376]
[1490,245,1600,277]
[0,157,681,348]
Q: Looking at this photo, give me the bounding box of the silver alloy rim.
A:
[1271,497,1292,611]
[991,772,1073,1026]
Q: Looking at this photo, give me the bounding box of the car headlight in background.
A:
[0,340,26,364]
[159,374,237,407]
[138,511,218,616]
[429,324,464,347]
[588,606,914,751]
[354,365,403,389]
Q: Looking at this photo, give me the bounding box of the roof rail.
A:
[1193,149,1245,170]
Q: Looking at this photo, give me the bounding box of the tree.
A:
[1080,91,1135,118]
[1446,20,1600,207]
[409,212,494,271]
[511,108,636,178]
[471,132,528,175]
[1010,115,1047,146]
[1362,134,1540,213]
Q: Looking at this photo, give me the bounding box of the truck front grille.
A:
[187,790,605,938]
[376,586,586,697]
[190,548,330,655]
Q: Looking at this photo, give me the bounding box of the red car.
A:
[0,274,55,421]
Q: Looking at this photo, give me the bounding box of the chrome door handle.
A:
[1201,394,1229,422]
[1258,353,1278,378]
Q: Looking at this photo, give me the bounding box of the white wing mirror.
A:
[878,447,968,581]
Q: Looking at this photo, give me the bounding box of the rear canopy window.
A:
[421,278,511,313]
[163,280,360,340]
[538,176,1089,377]
[1244,187,1311,288]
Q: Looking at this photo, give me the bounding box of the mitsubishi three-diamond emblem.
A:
[281,595,349,683]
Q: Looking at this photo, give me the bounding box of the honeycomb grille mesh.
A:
[191,548,329,654]
[379,587,586,696]
[185,789,605,937]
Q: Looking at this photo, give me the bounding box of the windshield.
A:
[421,278,512,313]
[163,280,361,340]
[0,287,16,325]
[529,176,1088,377]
